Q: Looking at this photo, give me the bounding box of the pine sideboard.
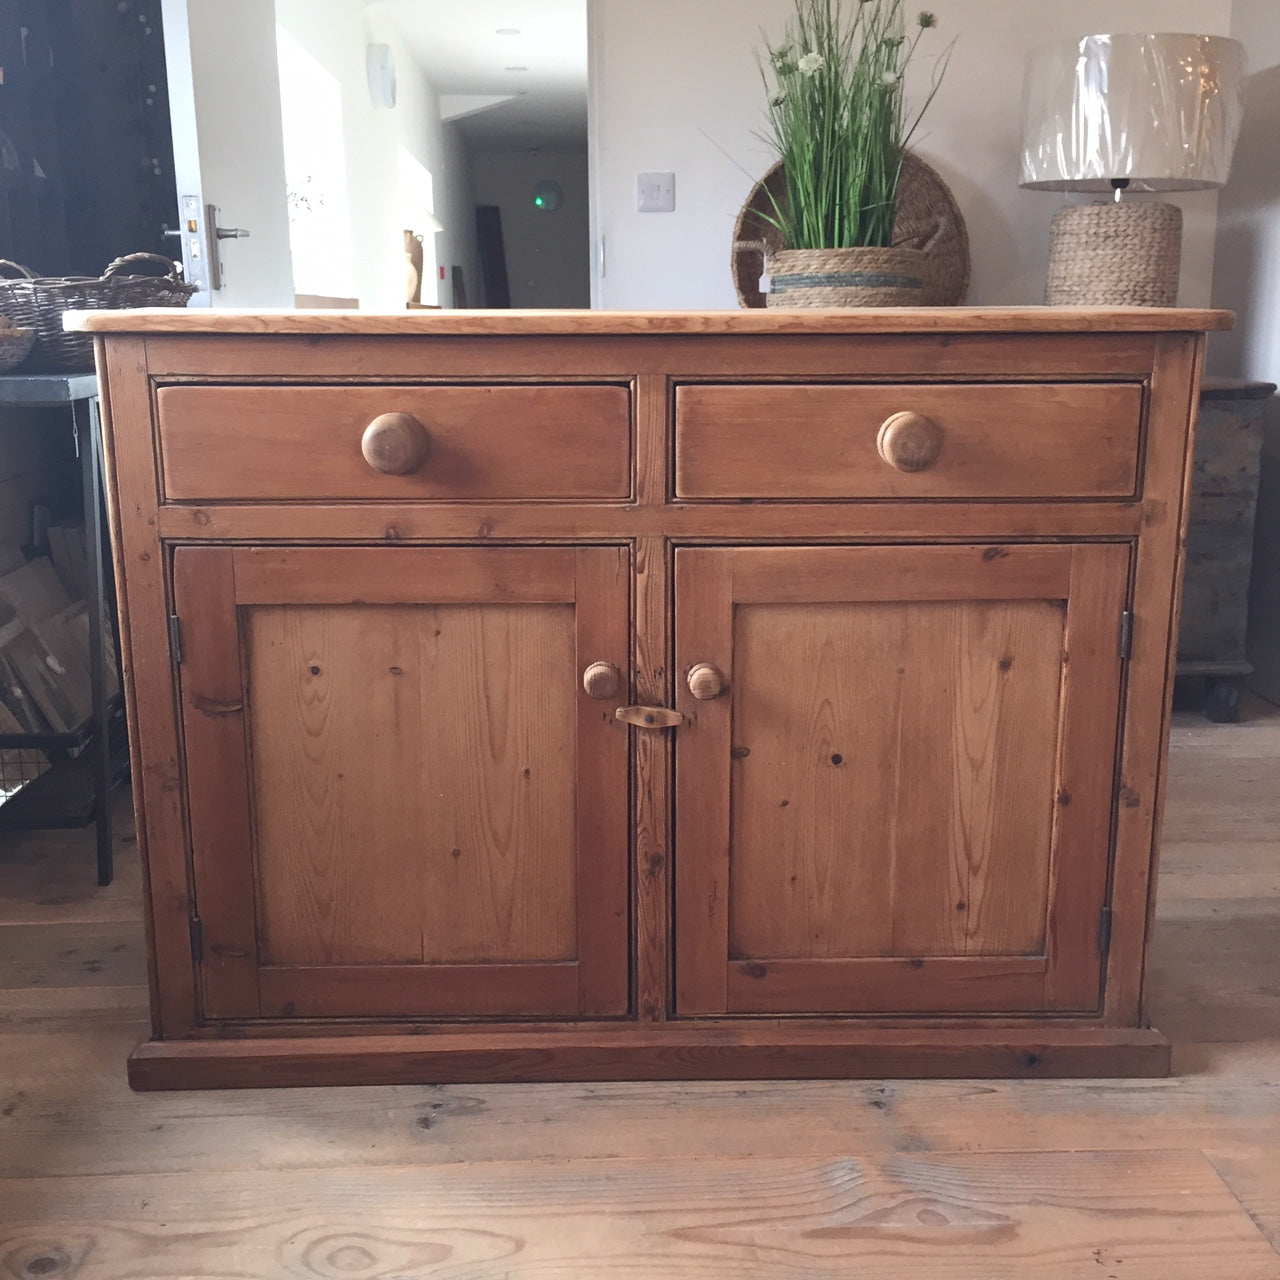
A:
[74,307,1230,1090]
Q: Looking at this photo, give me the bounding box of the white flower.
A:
[797,51,826,75]
[880,69,900,86]
[770,44,793,70]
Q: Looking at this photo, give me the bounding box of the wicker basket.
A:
[0,325,36,373]
[766,246,928,308]
[733,152,971,308]
[0,253,197,372]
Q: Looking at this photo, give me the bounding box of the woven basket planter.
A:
[766,245,928,308]
[1045,202,1182,307]
[734,154,970,308]
[0,252,196,372]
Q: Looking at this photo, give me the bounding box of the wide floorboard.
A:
[1,699,1277,1277]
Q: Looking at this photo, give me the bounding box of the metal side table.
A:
[0,372,123,884]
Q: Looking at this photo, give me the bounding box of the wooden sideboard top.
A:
[68,306,1234,337]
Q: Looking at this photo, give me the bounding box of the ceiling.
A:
[368,0,589,150]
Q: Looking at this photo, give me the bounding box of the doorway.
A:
[161,0,590,310]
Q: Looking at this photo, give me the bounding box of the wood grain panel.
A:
[134,331,1167,388]
[247,604,416,967]
[634,372,670,507]
[572,546,631,1016]
[157,384,632,502]
[1044,543,1131,1009]
[729,602,899,960]
[156,500,1147,544]
[1107,334,1206,1025]
[173,548,261,1018]
[732,544,1072,604]
[673,549,735,1015]
[95,337,201,1038]
[126,1023,1173,1088]
[247,601,579,968]
[888,600,1065,958]
[630,366,678,1022]
[74,305,1233,332]
[232,545,577,605]
[728,598,1063,964]
[257,963,579,1019]
[633,534,672,1022]
[726,957,1048,1013]
[676,382,1143,499]
[676,543,1119,1019]
[170,544,633,1022]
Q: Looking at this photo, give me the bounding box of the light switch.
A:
[638,172,676,213]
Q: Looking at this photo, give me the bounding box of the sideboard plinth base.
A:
[128,1023,1172,1090]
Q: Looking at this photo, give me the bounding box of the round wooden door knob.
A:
[361,412,431,475]
[582,661,622,700]
[687,663,726,700]
[877,411,944,473]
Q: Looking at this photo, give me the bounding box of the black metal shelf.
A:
[0,374,119,882]
[0,701,128,829]
[0,694,121,751]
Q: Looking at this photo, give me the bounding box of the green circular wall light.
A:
[533,180,564,213]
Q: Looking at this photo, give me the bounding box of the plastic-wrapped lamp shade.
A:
[1020,33,1246,192]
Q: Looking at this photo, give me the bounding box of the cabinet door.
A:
[674,543,1129,1017]
[174,545,630,1021]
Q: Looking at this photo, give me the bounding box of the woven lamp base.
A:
[1045,201,1182,307]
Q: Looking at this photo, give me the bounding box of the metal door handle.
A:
[205,203,249,290]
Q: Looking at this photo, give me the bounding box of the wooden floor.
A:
[1,699,1278,1278]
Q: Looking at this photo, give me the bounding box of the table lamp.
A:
[1020,33,1246,306]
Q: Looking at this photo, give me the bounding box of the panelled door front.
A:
[674,543,1130,1017]
[173,545,631,1021]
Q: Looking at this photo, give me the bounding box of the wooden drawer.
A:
[675,383,1143,500]
[155,384,632,502]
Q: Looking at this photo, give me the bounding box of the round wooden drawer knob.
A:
[687,663,726,701]
[877,411,944,473]
[582,661,622,700]
[361,412,431,475]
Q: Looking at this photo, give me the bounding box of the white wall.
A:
[1212,5,1280,383]
[589,0,1233,310]
[1212,0,1280,702]
[161,0,294,307]
[471,150,591,308]
[438,124,483,309]
[275,0,481,310]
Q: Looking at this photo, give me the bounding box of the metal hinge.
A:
[169,614,184,664]
[1098,905,1113,957]
[189,914,204,963]
[1119,609,1134,661]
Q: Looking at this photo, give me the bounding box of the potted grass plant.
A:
[758,0,950,307]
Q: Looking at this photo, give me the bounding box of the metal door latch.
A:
[615,706,685,729]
